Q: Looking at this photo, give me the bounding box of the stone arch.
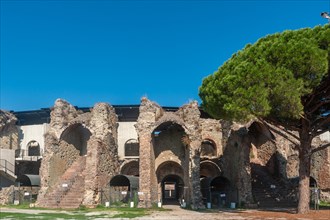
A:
[156,161,185,204]
[27,140,41,156]
[310,176,317,187]
[210,176,232,206]
[200,160,221,178]
[120,160,139,176]
[156,161,184,182]
[161,174,184,204]
[60,123,92,156]
[124,139,139,157]
[200,139,217,158]
[152,113,187,134]
[152,121,188,162]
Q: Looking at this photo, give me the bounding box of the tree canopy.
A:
[199,25,329,134]
[199,25,330,214]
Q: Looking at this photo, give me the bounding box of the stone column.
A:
[189,141,202,209]
[138,131,156,206]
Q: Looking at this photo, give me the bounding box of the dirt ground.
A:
[148,205,330,220]
[238,208,330,220]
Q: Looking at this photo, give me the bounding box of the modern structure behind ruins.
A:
[1,98,329,208]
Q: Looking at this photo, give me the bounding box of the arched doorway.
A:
[156,161,185,205]
[161,175,184,204]
[210,176,231,207]
[60,123,91,156]
[200,161,222,205]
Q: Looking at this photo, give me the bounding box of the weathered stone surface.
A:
[222,123,253,205]
[36,99,119,208]
[136,98,225,209]
[0,185,14,205]
[0,110,18,150]
[248,121,330,202]
[2,97,328,208]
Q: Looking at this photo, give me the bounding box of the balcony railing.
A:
[15,149,43,161]
[0,159,15,176]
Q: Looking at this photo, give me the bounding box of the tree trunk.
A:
[297,126,312,214]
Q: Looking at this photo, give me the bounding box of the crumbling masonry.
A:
[0,97,329,208]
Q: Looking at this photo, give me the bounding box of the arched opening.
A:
[156,161,185,205]
[200,140,217,158]
[124,139,139,157]
[60,124,91,156]
[109,175,139,204]
[310,176,317,187]
[121,160,139,176]
[110,175,139,192]
[200,161,222,205]
[27,141,41,156]
[162,175,184,205]
[200,161,221,178]
[152,121,187,160]
[210,176,231,207]
[16,174,40,187]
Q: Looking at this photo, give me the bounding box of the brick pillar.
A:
[189,141,202,209]
[139,132,157,206]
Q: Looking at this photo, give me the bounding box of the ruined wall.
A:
[199,119,223,157]
[83,103,120,206]
[136,98,226,209]
[0,110,19,150]
[249,121,330,202]
[135,98,162,204]
[311,138,330,201]
[37,99,120,207]
[221,123,253,205]
[154,125,186,168]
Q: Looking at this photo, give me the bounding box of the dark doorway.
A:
[162,175,184,205]
[210,176,231,207]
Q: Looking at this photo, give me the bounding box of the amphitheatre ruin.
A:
[0,97,329,209]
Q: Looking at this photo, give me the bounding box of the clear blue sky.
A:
[1,0,329,111]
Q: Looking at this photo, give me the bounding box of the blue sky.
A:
[1,0,329,111]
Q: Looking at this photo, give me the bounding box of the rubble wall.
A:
[37,99,120,207]
[221,123,253,205]
[250,122,330,202]
[0,110,19,150]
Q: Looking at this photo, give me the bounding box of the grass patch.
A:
[319,201,330,209]
[0,206,153,219]
[111,210,147,219]
[0,212,87,220]
[0,204,172,219]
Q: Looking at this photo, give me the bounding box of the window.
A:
[124,139,139,157]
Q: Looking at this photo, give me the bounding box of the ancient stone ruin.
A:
[0,97,329,208]
[36,99,120,208]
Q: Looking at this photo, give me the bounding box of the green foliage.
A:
[111,210,146,219]
[0,212,87,219]
[199,25,329,122]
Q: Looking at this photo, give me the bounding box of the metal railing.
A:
[0,159,15,175]
[99,189,161,208]
[15,149,43,160]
